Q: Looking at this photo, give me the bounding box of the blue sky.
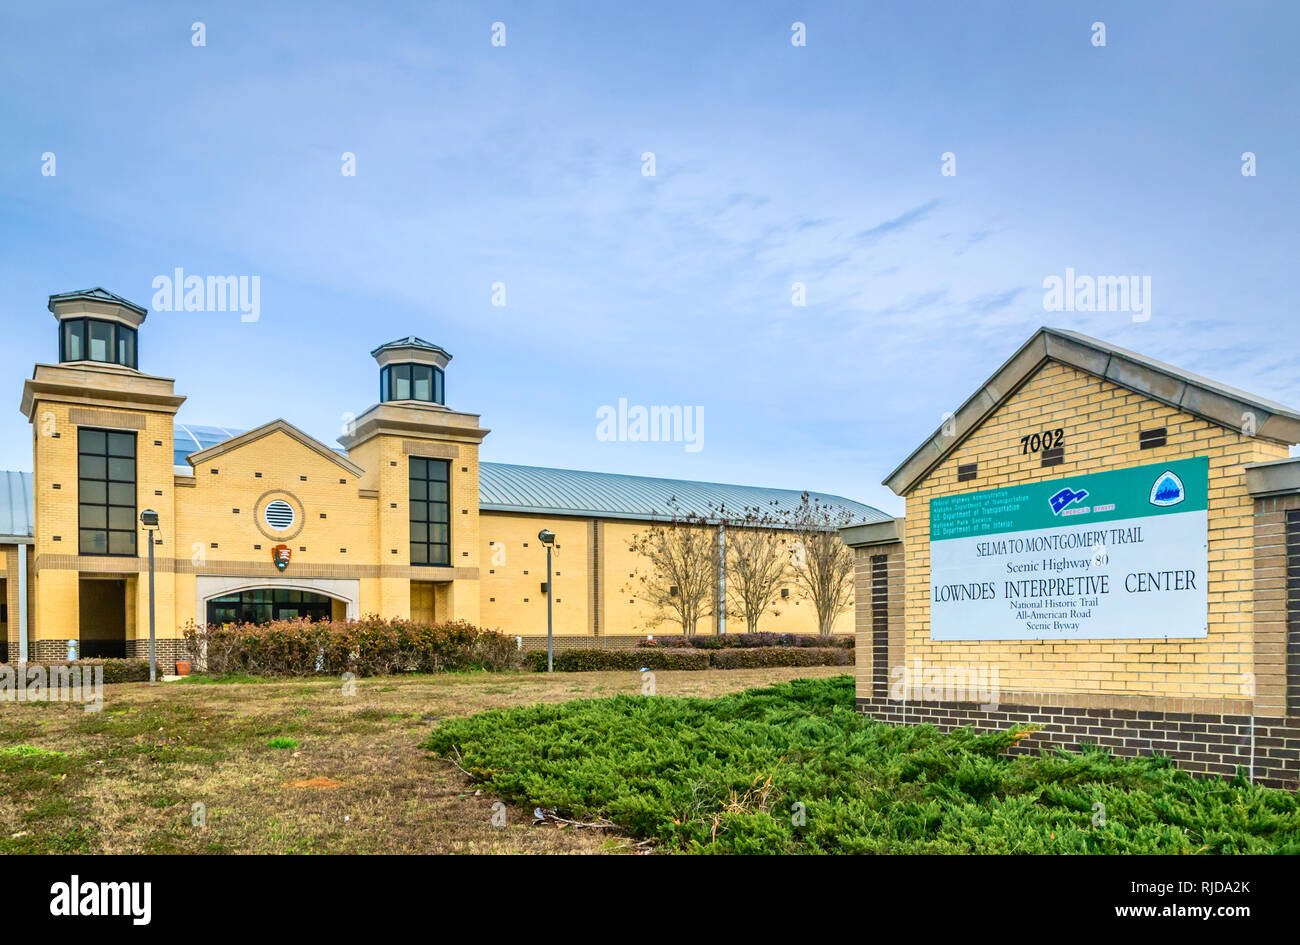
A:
[1,1,1296,516]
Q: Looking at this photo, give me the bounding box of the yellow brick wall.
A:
[177,432,375,569]
[901,361,1288,700]
[30,400,178,643]
[601,520,667,636]
[349,435,482,623]
[447,445,481,625]
[475,516,852,640]
[26,376,853,646]
[479,512,591,637]
[29,405,481,640]
[175,428,379,624]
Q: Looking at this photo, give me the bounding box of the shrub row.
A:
[709,646,853,669]
[529,646,850,672]
[4,659,151,683]
[529,648,711,672]
[639,632,853,650]
[184,617,521,677]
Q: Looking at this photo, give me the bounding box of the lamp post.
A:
[140,509,159,683]
[538,529,556,672]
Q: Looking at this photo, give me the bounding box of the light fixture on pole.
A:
[538,528,556,673]
[140,509,159,684]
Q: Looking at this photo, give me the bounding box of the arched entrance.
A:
[205,588,336,626]
[194,577,360,627]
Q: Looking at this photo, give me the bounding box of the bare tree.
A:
[785,493,856,635]
[720,504,790,635]
[626,500,718,637]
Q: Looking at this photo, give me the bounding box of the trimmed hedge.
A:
[640,633,853,650]
[528,648,711,672]
[709,646,851,669]
[5,659,151,683]
[184,617,521,677]
[529,646,848,672]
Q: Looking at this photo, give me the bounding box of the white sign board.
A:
[929,458,1208,641]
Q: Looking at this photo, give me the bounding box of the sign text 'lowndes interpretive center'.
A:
[929,457,1208,640]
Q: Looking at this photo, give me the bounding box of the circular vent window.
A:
[264,499,296,531]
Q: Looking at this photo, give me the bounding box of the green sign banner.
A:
[930,457,1209,541]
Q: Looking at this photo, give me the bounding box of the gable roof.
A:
[184,419,365,478]
[47,287,148,316]
[884,327,1300,497]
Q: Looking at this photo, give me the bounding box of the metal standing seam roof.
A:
[0,423,888,534]
[369,336,452,359]
[0,471,33,538]
[47,286,148,316]
[477,462,888,525]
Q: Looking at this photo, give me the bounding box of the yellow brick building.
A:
[1,288,878,663]
[843,328,1300,785]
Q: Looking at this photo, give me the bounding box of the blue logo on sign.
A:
[1049,487,1089,515]
[1150,470,1185,507]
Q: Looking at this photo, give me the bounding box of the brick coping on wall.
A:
[857,696,1300,790]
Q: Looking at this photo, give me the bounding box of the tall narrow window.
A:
[409,457,450,565]
[117,326,136,367]
[62,319,84,361]
[79,428,137,556]
[87,320,113,362]
[412,364,433,401]
[391,363,412,400]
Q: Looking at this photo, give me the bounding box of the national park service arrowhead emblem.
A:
[272,543,292,571]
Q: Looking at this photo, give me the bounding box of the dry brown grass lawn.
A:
[0,666,842,854]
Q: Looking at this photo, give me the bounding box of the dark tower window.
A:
[409,457,450,566]
[61,318,138,369]
[78,428,137,556]
[381,363,444,405]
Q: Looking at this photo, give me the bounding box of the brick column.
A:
[844,518,905,707]
[1252,497,1291,716]
[1245,458,1300,720]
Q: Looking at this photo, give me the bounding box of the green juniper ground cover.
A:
[424,675,1300,854]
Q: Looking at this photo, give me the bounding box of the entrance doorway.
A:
[205,589,335,626]
[79,577,127,658]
